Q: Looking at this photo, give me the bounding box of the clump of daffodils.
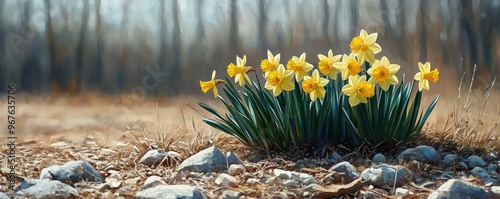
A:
[199,29,440,151]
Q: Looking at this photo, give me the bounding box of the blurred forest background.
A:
[1,0,499,97]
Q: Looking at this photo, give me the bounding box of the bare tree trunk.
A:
[323,0,331,45]
[169,0,181,96]
[230,0,238,56]
[157,0,166,96]
[419,0,428,62]
[74,0,89,94]
[44,0,60,93]
[459,0,477,80]
[258,0,267,54]
[118,0,130,92]
[93,0,104,89]
[398,0,406,60]
[349,0,358,37]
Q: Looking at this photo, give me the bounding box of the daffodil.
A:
[318,49,342,80]
[333,53,363,80]
[261,50,281,77]
[342,75,375,107]
[350,29,382,64]
[414,62,439,91]
[200,70,225,98]
[367,56,400,91]
[287,53,314,82]
[264,64,294,96]
[302,69,329,101]
[227,55,253,87]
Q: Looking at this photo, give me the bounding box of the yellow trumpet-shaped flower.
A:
[414,62,439,91]
[287,53,314,82]
[350,29,382,64]
[367,56,400,91]
[318,49,342,80]
[302,69,329,102]
[261,50,281,77]
[200,70,225,98]
[333,53,363,80]
[264,64,295,96]
[342,75,375,107]
[227,55,253,87]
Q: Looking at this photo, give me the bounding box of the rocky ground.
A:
[0,94,499,198]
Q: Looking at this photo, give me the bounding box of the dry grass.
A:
[427,65,499,151]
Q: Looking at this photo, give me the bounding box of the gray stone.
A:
[138,149,166,167]
[373,153,387,164]
[442,154,461,167]
[226,152,244,166]
[470,167,495,186]
[328,161,360,182]
[141,176,166,190]
[0,193,9,199]
[39,160,102,184]
[227,164,245,176]
[488,163,498,172]
[220,190,242,199]
[273,169,317,185]
[467,155,487,168]
[14,178,78,199]
[282,179,296,187]
[215,173,239,188]
[395,187,409,196]
[360,164,413,187]
[428,179,487,199]
[485,152,499,161]
[330,152,342,164]
[397,145,439,164]
[135,185,206,199]
[176,146,229,172]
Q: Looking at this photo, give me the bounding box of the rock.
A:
[360,164,413,187]
[359,190,378,199]
[138,149,166,167]
[220,190,242,199]
[442,154,461,167]
[491,186,500,197]
[39,160,102,184]
[246,178,260,185]
[176,146,230,172]
[395,187,409,196]
[328,161,360,183]
[467,155,487,168]
[0,193,9,199]
[226,152,244,166]
[485,152,499,161]
[136,185,206,199]
[470,167,495,186]
[215,173,239,188]
[488,163,498,172]
[282,179,296,187]
[330,152,342,164]
[273,169,317,185]
[397,145,439,164]
[14,178,78,199]
[428,179,487,199]
[227,164,245,176]
[373,153,387,164]
[141,176,166,190]
[95,183,111,192]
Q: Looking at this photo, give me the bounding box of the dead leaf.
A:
[311,178,363,198]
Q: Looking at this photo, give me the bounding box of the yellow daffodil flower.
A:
[333,53,363,80]
[264,64,295,96]
[200,70,225,98]
[367,56,400,91]
[261,50,281,77]
[350,29,382,64]
[302,69,329,101]
[318,49,342,80]
[287,53,314,82]
[227,55,253,87]
[342,75,375,107]
[414,62,439,91]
